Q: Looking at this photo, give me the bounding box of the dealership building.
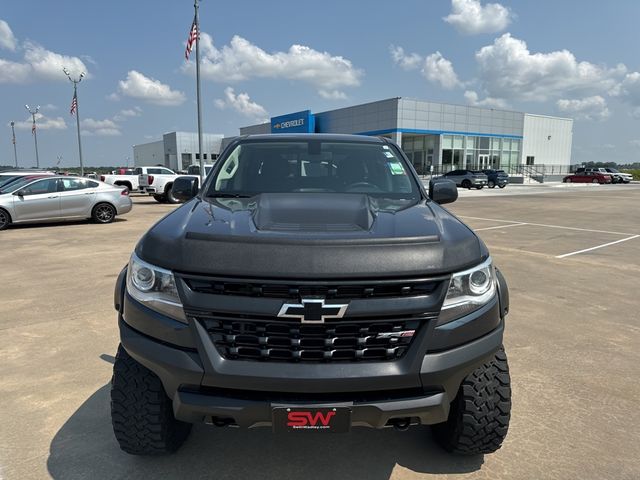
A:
[133,131,224,172]
[239,97,573,175]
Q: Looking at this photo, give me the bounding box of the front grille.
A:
[197,314,427,363]
[183,277,442,300]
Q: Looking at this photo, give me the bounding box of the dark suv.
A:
[482,169,509,189]
[111,134,511,456]
[442,169,488,189]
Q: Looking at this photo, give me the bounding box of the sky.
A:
[2,0,640,168]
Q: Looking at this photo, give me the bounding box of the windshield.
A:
[207,140,420,199]
[606,168,619,173]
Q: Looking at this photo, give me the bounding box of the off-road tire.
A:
[433,347,511,455]
[461,179,472,189]
[498,184,506,189]
[111,345,192,455]
[166,184,180,204]
[488,180,495,188]
[153,194,166,203]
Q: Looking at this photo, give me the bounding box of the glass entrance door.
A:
[478,154,490,169]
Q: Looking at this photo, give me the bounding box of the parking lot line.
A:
[556,235,640,258]
[474,223,528,231]
[459,215,637,236]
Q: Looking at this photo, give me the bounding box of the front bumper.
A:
[114,266,509,428]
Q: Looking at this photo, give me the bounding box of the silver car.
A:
[0,176,132,230]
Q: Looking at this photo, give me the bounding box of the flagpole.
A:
[64,68,85,177]
[194,0,204,186]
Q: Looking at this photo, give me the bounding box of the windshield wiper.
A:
[207,192,253,198]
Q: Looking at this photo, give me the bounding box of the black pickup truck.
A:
[111,134,511,456]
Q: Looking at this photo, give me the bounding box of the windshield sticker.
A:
[383,151,395,158]
[387,161,405,175]
[382,145,390,150]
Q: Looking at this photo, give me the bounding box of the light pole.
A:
[25,105,40,168]
[10,121,18,168]
[63,67,85,176]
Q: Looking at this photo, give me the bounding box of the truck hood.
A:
[136,193,487,278]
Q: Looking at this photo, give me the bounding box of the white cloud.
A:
[610,72,640,117]
[389,45,422,70]
[82,118,122,136]
[318,89,347,100]
[0,19,17,51]
[214,87,268,121]
[464,90,510,109]
[423,52,462,89]
[475,34,626,102]
[629,140,640,148]
[12,113,67,131]
[0,58,31,83]
[116,71,185,106]
[187,33,362,98]
[444,0,513,35]
[557,96,610,121]
[390,47,463,90]
[112,106,142,121]
[0,42,90,83]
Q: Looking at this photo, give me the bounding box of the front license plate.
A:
[272,407,351,433]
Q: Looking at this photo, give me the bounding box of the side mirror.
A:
[429,178,458,205]
[172,176,199,202]
[14,189,26,197]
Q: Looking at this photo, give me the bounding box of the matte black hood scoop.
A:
[253,193,374,232]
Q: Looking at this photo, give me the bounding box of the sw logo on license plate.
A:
[272,407,351,433]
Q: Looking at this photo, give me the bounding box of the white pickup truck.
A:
[100,169,141,193]
[137,167,180,203]
[139,164,216,203]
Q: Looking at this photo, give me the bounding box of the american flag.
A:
[70,91,78,116]
[185,16,198,60]
[32,122,36,135]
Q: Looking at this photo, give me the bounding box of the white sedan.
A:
[0,176,132,230]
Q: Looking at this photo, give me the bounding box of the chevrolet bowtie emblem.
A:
[277,298,349,324]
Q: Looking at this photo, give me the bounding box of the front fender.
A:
[495,267,509,318]
[114,265,127,313]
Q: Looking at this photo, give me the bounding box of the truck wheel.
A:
[111,345,191,455]
[461,180,471,189]
[153,194,166,203]
[433,347,511,455]
[488,181,495,188]
[498,184,506,189]
[166,184,180,204]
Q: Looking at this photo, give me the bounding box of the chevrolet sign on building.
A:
[271,110,315,133]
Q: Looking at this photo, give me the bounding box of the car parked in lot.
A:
[482,169,509,189]
[111,134,511,456]
[603,168,632,183]
[442,169,489,189]
[0,176,132,230]
[100,169,141,193]
[137,167,179,203]
[563,171,612,184]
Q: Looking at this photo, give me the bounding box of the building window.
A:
[526,156,535,165]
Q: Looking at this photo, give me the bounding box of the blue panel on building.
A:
[271,110,315,133]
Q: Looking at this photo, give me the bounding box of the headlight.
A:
[126,253,187,323]
[438,257,496,325]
